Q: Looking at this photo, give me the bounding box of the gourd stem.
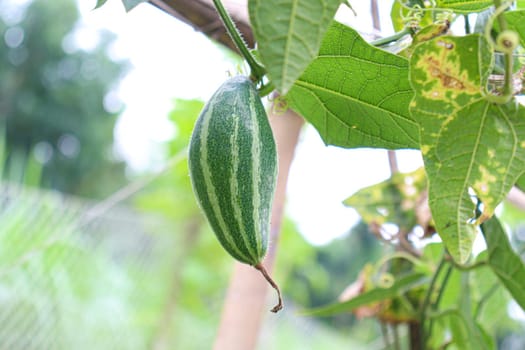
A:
[254,263,283,313]
[212,0,265,80]
[257,81,275,97]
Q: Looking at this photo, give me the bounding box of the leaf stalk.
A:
[370,27,413,47]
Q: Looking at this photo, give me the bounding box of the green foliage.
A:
[248,0,341,94]
[287,22,419,149]
[435,0,492,12]
[482,216,525,310]
[410,33,525,263]
[344,168,426,232]
[94,0,147,11]
[0,185,184,349]
[94,0,525,347]
[306,272,427,317]
[121,0,148,11]
[503,10,525,48]
[0,0,127,198]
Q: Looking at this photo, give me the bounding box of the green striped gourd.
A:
[188,76,282,312]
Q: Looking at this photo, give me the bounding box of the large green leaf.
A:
[248,0,341,94]
[436,0,492,12]
[287,22,419,149]
[410,34,525,263]
[303,272,427,317]
[481,216,525,311]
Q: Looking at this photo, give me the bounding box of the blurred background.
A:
[0,0,524,349]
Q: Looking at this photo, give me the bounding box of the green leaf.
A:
[517,174,525,191]
[436,0,492,12]
[287,21,419,149]
[303,272,427,317]
[409,34,525,263]
[445,311,493,350]
[343,168,426,231]
[518,0,525,9]
[94,0,108,9]
[248,0,341,94]
[481,216,525,311]
[121,0,147,11]
[503,10,525,48]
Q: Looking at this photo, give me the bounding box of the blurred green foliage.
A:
[0,0,127,197]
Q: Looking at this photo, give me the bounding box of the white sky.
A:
[74,0,423,245]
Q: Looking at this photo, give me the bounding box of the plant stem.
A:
[370,27,413,47]
[449,259,486,271]
[419,255,446,347]
[464,14,471,34]
[257,80,275,98]
[380,321,391,349]
[425,263,453,345]
[474,282,500,319]
[212,0,265,80]
[392,324,401,350]
[254,263,283,312]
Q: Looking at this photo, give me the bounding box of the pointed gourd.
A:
[188,76,282,312]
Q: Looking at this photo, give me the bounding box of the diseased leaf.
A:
[303,272,427,317]
[122,0,147,11]
[481,216,525,311]
[248,0,341,94]
[287,21,419,150]
[409,34,525,263]
[436,0,492,12]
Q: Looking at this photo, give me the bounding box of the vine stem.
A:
[254,263,283,313]
[370,27,412,47]
[425,263,453,345]
[419,255,446,347]
[212,0,265,81]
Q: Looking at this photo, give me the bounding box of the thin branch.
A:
[81,147,187,226]
[419,255,446,346]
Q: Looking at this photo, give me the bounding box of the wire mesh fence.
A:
[0,182,185,350]
[0,181,388,349]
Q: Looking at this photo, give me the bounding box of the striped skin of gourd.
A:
[188,76,277,267]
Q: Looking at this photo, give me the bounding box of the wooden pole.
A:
[213,106,304,350]
[148,0,254,53]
